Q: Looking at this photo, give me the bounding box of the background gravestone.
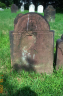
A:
[44,5,56,22]
[56,34,63,70]
[0,8,4,11]
[20,2,24,12]
[11,4,18,13]
[29,3,35,12]
[21,5,24,12]
[37,5,43,13]
[9,13,54,74]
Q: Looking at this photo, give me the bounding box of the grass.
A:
[0,9,63,96]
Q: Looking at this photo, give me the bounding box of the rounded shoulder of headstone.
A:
[56,35,63,45]
[14,13,23,24]
[14,12,50,31]
[61,34,63,40]
[26,12,49,25]
[46,5,55,10]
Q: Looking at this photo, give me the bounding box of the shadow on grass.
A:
[14,86,38,96]
[2,74,38,96]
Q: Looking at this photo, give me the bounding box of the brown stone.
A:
[11,4,18,13]
[56,34,63,70]
[44,5,56,22]
[9,13,54,74]
[14,13,23,28]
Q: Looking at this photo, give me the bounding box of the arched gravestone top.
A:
[14,12,50,32]
[56,34,63,46]
[61,34,63,40]
[45,5,55,11]
[9,12,54,74]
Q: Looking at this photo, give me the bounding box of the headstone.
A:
[29,2,35,12]
[37,5,43,13]
[0,8,4,11]
[44,5,56,22]
[21,2,24,12]
[21,5,24,12]
[11,4,18,13]
[56,34,63,70]
[9,13,54,74]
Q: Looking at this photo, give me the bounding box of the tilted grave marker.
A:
[56,34,63,70]
[20,2,24,12]
[9,13,54,73]
[21,5,24,12]
[11,4,18,13]
[44,5,56,22]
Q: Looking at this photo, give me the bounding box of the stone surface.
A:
[56,34,63,70]
[44,5,56,22]
[9,13,54,74]
[11,4,18,13]
[14,13,23,28]
[29,4,35,12]
[20,2,24,12]
[37,5,43,13]
[21,5,24,12]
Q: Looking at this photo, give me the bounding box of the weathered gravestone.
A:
[21,5,24,12]
[56,34,63,70]
[11,4,18,13]
[44,5,56,22]
[29,3,35,12]
[37,5,43,13]
[9,13,54,74]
